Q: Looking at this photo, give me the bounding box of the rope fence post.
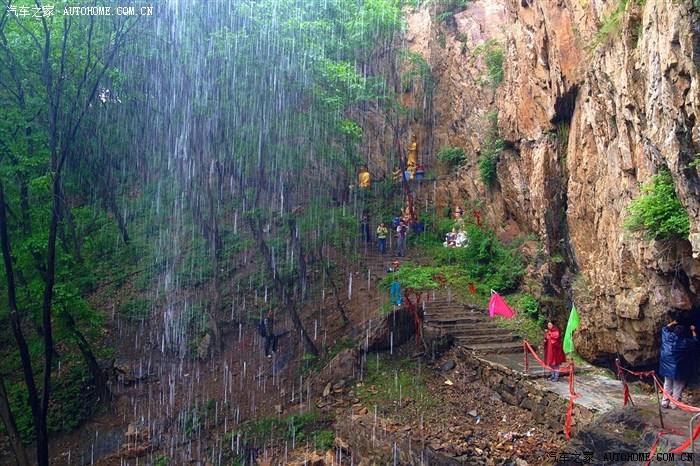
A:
[656,378,665,429]
[690,412,700,465]
[523,340,529,374]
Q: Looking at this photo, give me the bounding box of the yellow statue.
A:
[358,165,371,188]
[406,135,418,179]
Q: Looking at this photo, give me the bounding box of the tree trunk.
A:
[317,245,349,325]
[0,180,46,465]
[62,312,111,402]
[0,373,29,466]
[247,217,318,356]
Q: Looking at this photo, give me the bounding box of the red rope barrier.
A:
[403,290,422,345]
[644,431,665,466]
[615,360,632,406]
[650,374,700,413]
[615,360,700,453]
[523,339,577,439]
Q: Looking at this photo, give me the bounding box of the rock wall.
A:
[401,0,700,365]
[458,348,596,436]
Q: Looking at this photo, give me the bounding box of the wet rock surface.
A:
[405,0,700,366]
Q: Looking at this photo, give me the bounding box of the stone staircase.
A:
[359,247,523,355]
[422,296,523,354]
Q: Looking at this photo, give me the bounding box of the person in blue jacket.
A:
[659,320,698,408]
[390,277,402,306]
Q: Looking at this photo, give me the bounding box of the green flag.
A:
[563,304,579,354]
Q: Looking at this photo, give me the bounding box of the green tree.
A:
[0,6,140,463]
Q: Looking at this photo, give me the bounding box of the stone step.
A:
[428,324,512,335]
[424,309,488,317]
[462,341,524,354]
[423,315,489,325]
[455,333,520,344]
[424,306,480,312]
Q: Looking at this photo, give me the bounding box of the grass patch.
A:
[235,410,334,450]
[352,354,437,417]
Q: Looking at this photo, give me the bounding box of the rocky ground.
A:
[280,342,567,465]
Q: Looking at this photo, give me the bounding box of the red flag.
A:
[469,283,476,294]
[488,291,515,318]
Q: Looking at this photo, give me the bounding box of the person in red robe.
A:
[544,321,566,381]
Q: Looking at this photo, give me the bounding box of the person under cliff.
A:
[659,320,698,408]
[544,320,566,381]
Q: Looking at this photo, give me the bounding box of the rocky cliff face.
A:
[402,0,700,365]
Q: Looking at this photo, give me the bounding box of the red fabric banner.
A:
[489,291,515,318]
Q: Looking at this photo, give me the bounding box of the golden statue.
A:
[406,135,418,179]
[358,165,371,188]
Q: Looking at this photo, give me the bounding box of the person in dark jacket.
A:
[360,212,371,243]
[659,320,698,408]
[263,310,277,359]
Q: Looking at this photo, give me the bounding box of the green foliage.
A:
[118,297,152,322]
[685,154,700,170]
[178,405,203,438]
[434,224,525,293]
[401,51,435,97]
[623,170,690,240]
[478,134,505,187]
[512,293,546,327]
[153,456,171,466]
[589,0,628,51]
[437,146,466,170]
[8,363,99,443]
[380,264,465,293]
[239,410,331,449]
[433,0,469,20]
[313,430,336,450]
[473,39,504,86]
[498,301,546,343]
[436,11,454,22]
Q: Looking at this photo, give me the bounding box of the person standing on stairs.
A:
[544,320,566,381]
[659,320,698,408]
[396,219,407,257]
[361,212,371,243]
[377,222,388,254]
[390,277,402,307]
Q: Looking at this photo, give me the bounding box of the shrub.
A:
[588,0,628,52]
[478,134,504,187]
[515,293,546,327]
[623,169,690,240]
[437,146,466,169]
[434,224,525,292]
[313,430,335,450]
[473,39,504,87]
